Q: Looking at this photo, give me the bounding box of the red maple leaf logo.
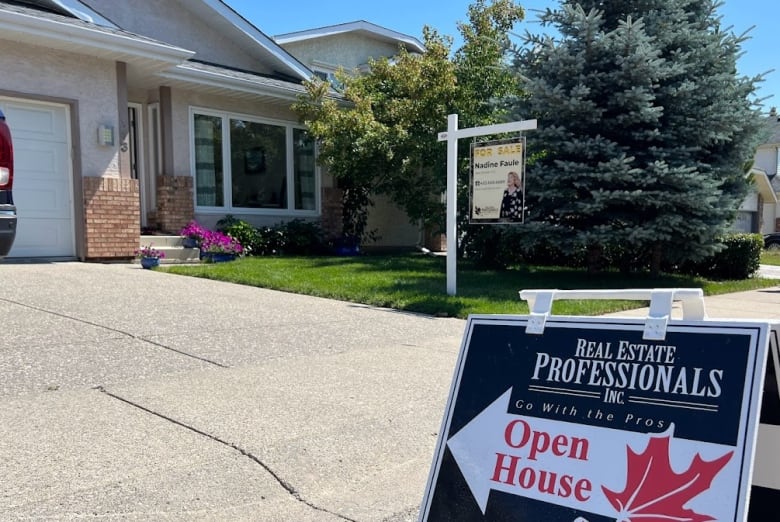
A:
[602,433,733,522]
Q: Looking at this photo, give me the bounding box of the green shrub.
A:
[679,233,763,280]
[460,226,519,269]
[278,219,326,255]
[252,226,285,256]
[216,215,259,255]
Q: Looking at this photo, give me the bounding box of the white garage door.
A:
[0,98,74,258]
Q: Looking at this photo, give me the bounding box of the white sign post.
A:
[438,114,537,295]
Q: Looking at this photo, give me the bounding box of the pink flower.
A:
[135,245,165,259]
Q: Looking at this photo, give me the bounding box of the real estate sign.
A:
[470,138,525,223]
[419,316,771,521]
[749,326,780,519]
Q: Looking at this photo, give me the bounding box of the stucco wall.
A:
[165,89,335,229]
[165,89,416,245]
[762,202,777,233]
[282,34,402,70]
[168,90,301,176]
[367,195,420,248]
[0,39,119,178]
[81,0,270,74]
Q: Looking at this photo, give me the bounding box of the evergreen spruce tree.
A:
[512,0,764,273]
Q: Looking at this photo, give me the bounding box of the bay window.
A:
[192,109,318,214]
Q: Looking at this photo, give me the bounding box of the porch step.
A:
[138,235,200,264]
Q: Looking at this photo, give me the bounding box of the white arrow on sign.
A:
[445,388,739,518]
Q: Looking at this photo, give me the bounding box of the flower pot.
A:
[182,237,198,248]
[140,257,160,269]
[210,253,236,263]
[334,245,360,256]
[333,235,360,256]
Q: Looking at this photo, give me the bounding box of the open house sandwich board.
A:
[419,289,778,522]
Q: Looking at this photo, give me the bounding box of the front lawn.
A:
[160,254,778,319]
[761,249,780,266]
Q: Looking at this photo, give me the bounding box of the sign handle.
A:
[519,288,707,339]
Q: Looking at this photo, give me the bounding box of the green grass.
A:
[160,254,779,319]
[760,248,780,266]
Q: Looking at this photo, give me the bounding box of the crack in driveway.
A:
[94,386,357,522]
[0,298,228,368]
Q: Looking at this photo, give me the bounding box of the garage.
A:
[0,98,75,258]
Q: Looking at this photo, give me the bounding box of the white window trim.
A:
[189,107,320,217]
[775,146,780,176]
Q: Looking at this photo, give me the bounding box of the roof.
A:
[0,1,193,69]
[12,0,118,27]
[274,20,426,54]
[0,1,346,104]
[751,168,778,203]
[763,114,780,145]
[158,60,335,105]
[0,0,315,84]
[191,0,313,81]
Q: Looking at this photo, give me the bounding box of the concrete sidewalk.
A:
[603,285,780,320]
[0,262,778,521]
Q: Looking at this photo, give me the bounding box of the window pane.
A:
[294,128,316,210]
[194,114,223,207]
[230,119,287,208]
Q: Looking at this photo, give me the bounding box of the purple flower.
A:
[180,221,208,241]
[200,230,243,255]
[135,245,165,259]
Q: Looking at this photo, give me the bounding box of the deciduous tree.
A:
[293,1,524,243]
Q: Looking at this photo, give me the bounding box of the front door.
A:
[128,103,148,228]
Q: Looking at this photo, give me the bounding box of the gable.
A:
[282,33,404,72]
[276,20,425,72]
[79,0,309,80]
[0,1,193,73]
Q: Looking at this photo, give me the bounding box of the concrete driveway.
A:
[1,262,778,521]
[0,262,466,521]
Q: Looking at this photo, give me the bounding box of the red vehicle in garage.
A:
[0,109,17,257]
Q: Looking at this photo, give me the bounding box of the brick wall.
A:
[424,228,447,252]
[83,177,140,259]
[156,175,194,234]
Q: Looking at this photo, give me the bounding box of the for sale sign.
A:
[470,138,525,223]
[419,316,771,521]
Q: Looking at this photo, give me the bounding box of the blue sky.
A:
[225,0,778,110]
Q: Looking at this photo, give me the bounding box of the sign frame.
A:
[419,313,771,521]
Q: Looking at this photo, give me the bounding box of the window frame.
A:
[189,107,320,217]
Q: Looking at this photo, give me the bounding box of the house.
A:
[0,0,427,260]
[737,111,780,235]
[274,20,425,83]
[275,21,431,250]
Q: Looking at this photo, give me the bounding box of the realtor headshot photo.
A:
[500,170,524,222]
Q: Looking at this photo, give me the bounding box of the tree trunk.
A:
[586,244,604,274]
[650,243,663,275]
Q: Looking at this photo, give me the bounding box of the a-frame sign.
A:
[748,327,780,520]
[419,289,775,522]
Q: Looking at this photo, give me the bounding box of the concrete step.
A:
[138,235,200,264]
[140,235,187,248]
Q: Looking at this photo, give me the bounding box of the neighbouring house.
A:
[0,0,428,260]
[736,110,780,235]
[275,21,436,250]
